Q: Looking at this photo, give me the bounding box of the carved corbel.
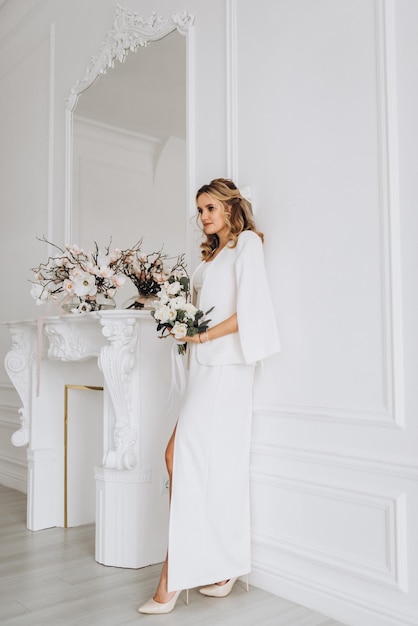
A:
[4,323,37,447]
[98,314,138,470]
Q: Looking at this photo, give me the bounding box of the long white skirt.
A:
[167,347,255,591]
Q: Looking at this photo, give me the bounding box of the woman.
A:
[138,178,280,614]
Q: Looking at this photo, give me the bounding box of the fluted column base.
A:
[94,466,167,568]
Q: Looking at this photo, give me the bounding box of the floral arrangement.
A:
[30,236,133,313]
[118,243,185,307]
[152,273,214,355]
[30,237,210,332]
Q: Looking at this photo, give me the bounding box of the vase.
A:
[61,293,116,314]
[93,293,117,311]
[123,292,158,310]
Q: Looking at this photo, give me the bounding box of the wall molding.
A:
[253,529,400,592]
[0,451,26,469]
[185,5,196,266]
[0,383,14,391]
[0,412,20,429]
[27,448,56,463]
[226,0,238,181]
[375,0,404,429]
[65,6,195,112]
[253,401,400,429]
[251,559,417,626]
[0,384,19,429]
[0,452,27,493]
[252,442,418,482]
[94,466,152,484]
[47,21,55,242]
[251,471,408,592]
[245,0,403,431]
[74,115,160,158]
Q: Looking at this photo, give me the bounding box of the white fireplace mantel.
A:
[4,310,177,569]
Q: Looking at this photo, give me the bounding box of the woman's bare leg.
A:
[153,425,177,603]
[165,425,176,501]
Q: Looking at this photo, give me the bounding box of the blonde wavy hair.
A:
[196,178,264,261]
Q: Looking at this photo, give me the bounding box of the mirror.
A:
[65,6,194,303]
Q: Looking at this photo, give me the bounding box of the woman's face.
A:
[197,192,230,239]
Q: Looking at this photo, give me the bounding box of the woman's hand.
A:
[170,332,200,345]
[169,313,238,346]
[184,334,201,344]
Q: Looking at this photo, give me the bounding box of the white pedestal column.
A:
[94,467,166,568]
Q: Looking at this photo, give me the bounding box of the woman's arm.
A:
[183,313,238,345]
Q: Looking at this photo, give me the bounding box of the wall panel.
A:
[233,0,418,624]
[0,22,51,489]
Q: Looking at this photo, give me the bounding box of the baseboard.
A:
[0,453,27,493]
[250,561,418,626]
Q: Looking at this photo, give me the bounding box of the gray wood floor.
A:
[0,484,346,625]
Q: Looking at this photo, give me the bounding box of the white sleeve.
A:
[235,232,281,364]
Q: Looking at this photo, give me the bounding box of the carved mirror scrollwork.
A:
[66,6,194,111]
[65,5,194,302]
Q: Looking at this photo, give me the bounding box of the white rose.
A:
[182,302,198,320]
[156,289,169,305]
[172,322,188,340]
[166,281,182,296]
[170,295,186,310]
[154,305,176,323]
[153,306,161,321]
[166,307,177,322]
[153,305,167,321]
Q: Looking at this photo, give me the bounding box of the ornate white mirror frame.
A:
[64,4,195,257]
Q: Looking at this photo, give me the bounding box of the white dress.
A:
[167,231,280,591]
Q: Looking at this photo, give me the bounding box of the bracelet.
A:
[199,332,203,343]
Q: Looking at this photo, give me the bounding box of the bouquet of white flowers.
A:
[152,274,213,355]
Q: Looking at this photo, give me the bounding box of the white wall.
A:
[0,1,417,625]
[233,1,418,625]
[0,0,51,490]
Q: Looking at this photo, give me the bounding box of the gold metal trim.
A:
[64,384,103,528]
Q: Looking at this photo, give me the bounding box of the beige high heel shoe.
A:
[199,574,249,597]
[137,589,189,614]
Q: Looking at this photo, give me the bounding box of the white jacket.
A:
[193,230,280,366]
